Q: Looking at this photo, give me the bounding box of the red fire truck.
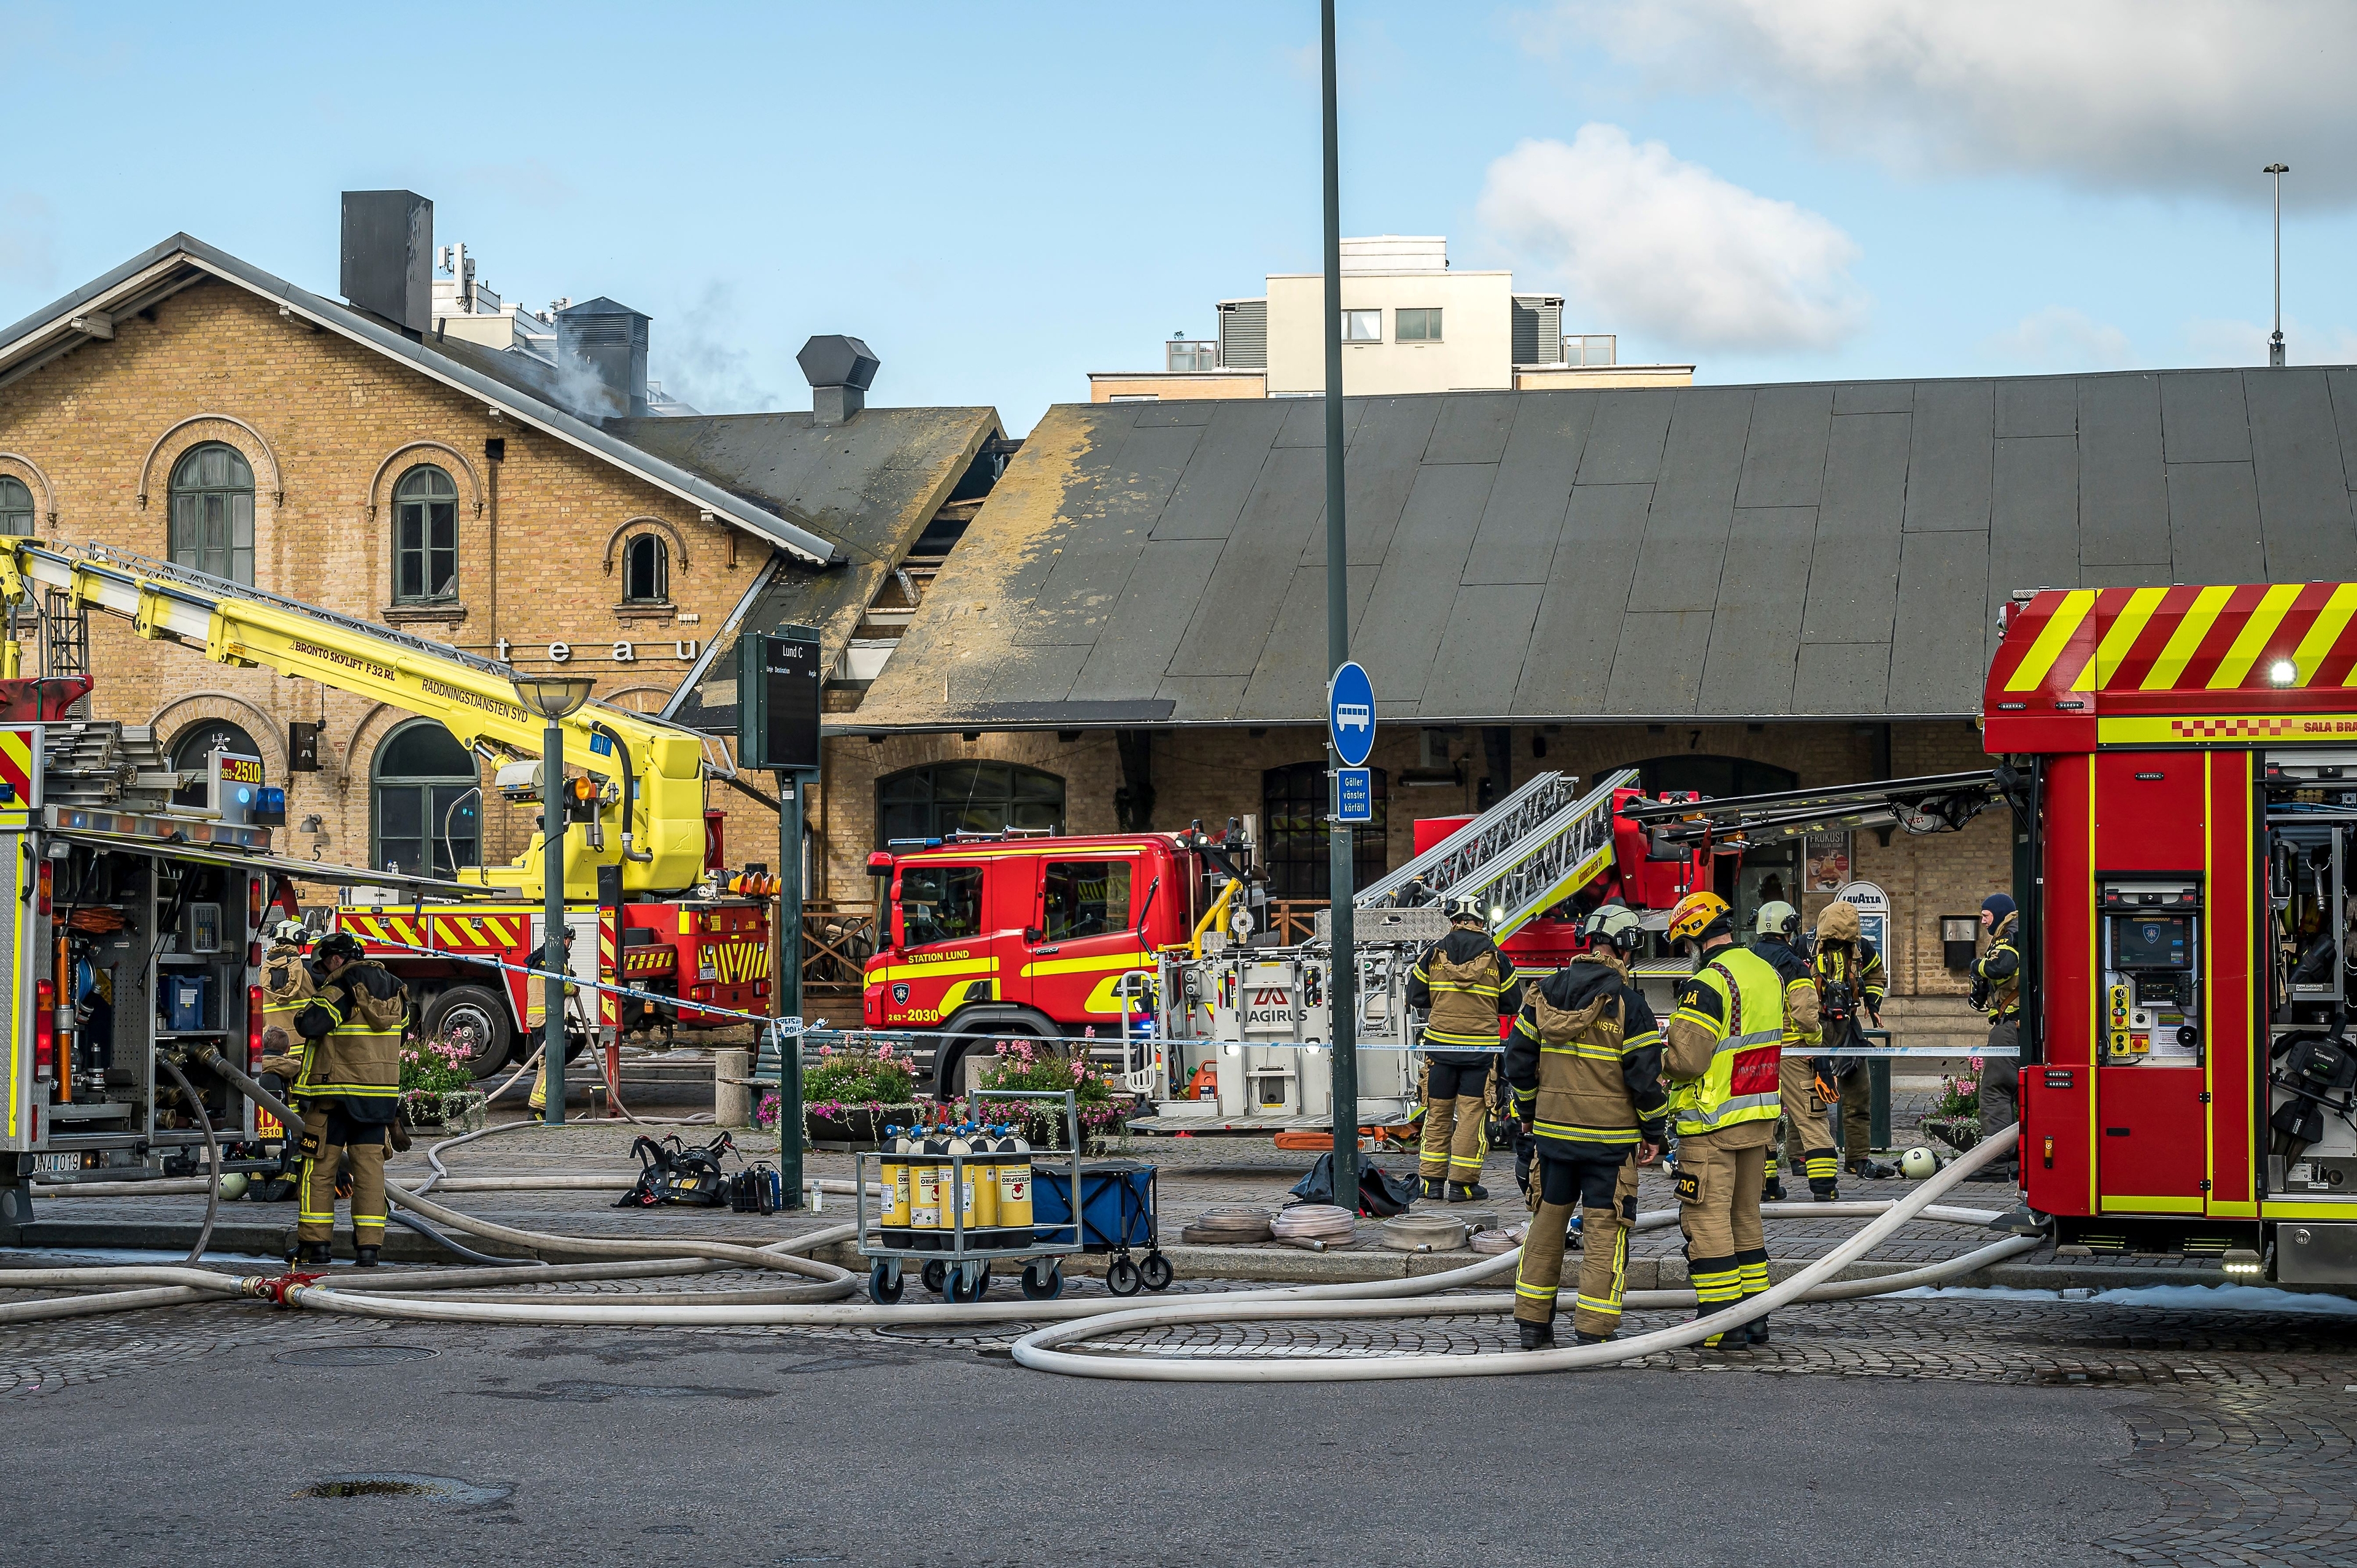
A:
[862,826,1254,1092]
[1987,581,2357,1284]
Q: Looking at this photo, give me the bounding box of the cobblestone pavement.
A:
[26,1115,2357,1564]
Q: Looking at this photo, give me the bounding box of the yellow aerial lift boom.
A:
[0,542,718,900]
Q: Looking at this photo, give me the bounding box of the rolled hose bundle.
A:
[1377,1213,1469,1252]
[1180,1206,1277,1245]
[1270,1204,1357,1243]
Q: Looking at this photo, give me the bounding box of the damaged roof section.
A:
[649,408,1005,736]
[850,371,2357,729]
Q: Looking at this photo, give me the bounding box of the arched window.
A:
[392,464,459,603]
[168,442,255,584]
[877,762,1064,844]
[1262,761,1387,899]
[1630,753,1802,934]
[373,719,480,877]
[622,533,669,604]
[169,719,263,809]
[0,476,33,536]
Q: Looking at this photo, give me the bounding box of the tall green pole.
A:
[1322,0,1359,1203]
[541,717,567,1126]
[777,773,805,1208]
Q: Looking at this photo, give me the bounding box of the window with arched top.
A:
[392,464,459,603]
[876,762,1064,845]
[0,476,33,536]
[622,533,669,604]
[168,442,255,584]
[372,719,480,878]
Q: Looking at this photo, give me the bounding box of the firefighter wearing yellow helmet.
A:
[1750,900,1835,1200]
[1661,889,1786,1348]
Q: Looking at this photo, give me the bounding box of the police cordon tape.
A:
[350,935,2015,1058]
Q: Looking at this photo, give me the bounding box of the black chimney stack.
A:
[555,298,652,417]
[340,191,433,336]
[798,334,879,426]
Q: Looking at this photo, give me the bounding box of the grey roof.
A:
[0,234,842,564]
[850,371,2357,728]
[620,409,1000,732]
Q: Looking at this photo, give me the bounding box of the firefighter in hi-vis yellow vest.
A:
[1504,903,1666,1350]
[1662,890,1787,1350]
[1405,894,1520,1202]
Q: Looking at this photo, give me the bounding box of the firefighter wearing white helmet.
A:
[1404,893,1519,1201]
[1662,889,1786,1348]
[1749,900,1835,1202]
[1503,903,1667,1349]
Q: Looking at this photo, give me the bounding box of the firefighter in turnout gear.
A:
[1504,904,1667,1350]
[1406,894,1520,1202]
[291,932,408,1267]
[1662,890,1786,1348]
[1751,902,1833,1200]
[1813,900,1892,1181]
[254,921,316,1204]
[1970,893,2022,1181]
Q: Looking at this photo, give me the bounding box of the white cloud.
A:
[1476,125,1867,353]
[1527,1,2357,203]
[1983,307,2133,372]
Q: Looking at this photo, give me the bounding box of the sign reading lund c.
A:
[1328,660,1376,769]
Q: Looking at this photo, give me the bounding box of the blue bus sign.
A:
[1328,661,1376,768]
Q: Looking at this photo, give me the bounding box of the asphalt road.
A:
[5,1318,2142,1568]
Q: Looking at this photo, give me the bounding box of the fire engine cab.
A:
[862,825,1255,1092]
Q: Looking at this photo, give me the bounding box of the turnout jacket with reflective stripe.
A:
[1663,944,1786,1137]
[260,942,316,1080]
[1751,936,1823,1052]
[294,959,408,1119]
[1504,956,1666,1154]
[1973,913,2021,1020]
[1407,928,1520,1062]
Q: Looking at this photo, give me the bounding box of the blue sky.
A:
[4,1,2351,433]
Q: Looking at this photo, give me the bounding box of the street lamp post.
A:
[2266,163,2290,368]
[512,671,595,1126]
[1320,0,1359,1203]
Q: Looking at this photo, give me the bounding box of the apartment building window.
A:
[1165,339,1218,372]
[1396,308,1443,342]
[1262,761,1387,898]
[373,719,480,877]
[877,761,1065,843]
[168,442,255,585]
[392,464,460,603]
[0,476,33,535]
[1342,309,1382,343]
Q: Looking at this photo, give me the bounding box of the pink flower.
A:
[877,1043,895,1059]
[819,1044,834,1057]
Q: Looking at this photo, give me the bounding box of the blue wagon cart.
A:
[1029,1157,1171,1296]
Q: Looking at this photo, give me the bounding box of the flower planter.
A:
[401,1089,487,1135]
[802,1103,922,1148]
[1921,1116,1981,1153]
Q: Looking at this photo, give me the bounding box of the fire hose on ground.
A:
[0,1113,2033,1376]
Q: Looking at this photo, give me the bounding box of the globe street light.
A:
[512,671,594,1124]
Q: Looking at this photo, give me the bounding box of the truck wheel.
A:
[421,986,514,1078]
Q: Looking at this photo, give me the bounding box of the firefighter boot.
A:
[1519,1320,1555,1351]
[1449,1181,1489,1202]
[1809,1176,1839,1201]
[354,1245,380,1268]
[1422,1177,1448,1202]
[1762,1149,1786,1203]
[294,1240,331,1268]
[1849,1158,1895,1181]
[1747,1314,1771,1346]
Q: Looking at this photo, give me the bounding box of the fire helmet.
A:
[1900,1146,1941,1180]
[1665,890,1732,947]
[1754,900,1800,940]
[1445,892,1488,927]
[1580,903,1646,956]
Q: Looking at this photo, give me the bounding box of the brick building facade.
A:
[0,222,998,899]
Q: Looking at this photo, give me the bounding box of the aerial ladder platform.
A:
[1353,767,1644,941]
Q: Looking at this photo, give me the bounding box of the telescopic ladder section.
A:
[1357,767,1639,940]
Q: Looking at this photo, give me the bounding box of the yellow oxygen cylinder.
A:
[945,1126,973,1243]
[998,1126,1034,1246]
[911,1129,946,1248]
[972,1124,1001,1238]
[879,1126,911,1242]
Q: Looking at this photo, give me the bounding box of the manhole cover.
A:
[874,1323,1034,1343]
[276,1345,439,1367]
[297,1473,511,1506]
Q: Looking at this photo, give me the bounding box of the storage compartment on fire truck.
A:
[2262,753,2357,1205]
